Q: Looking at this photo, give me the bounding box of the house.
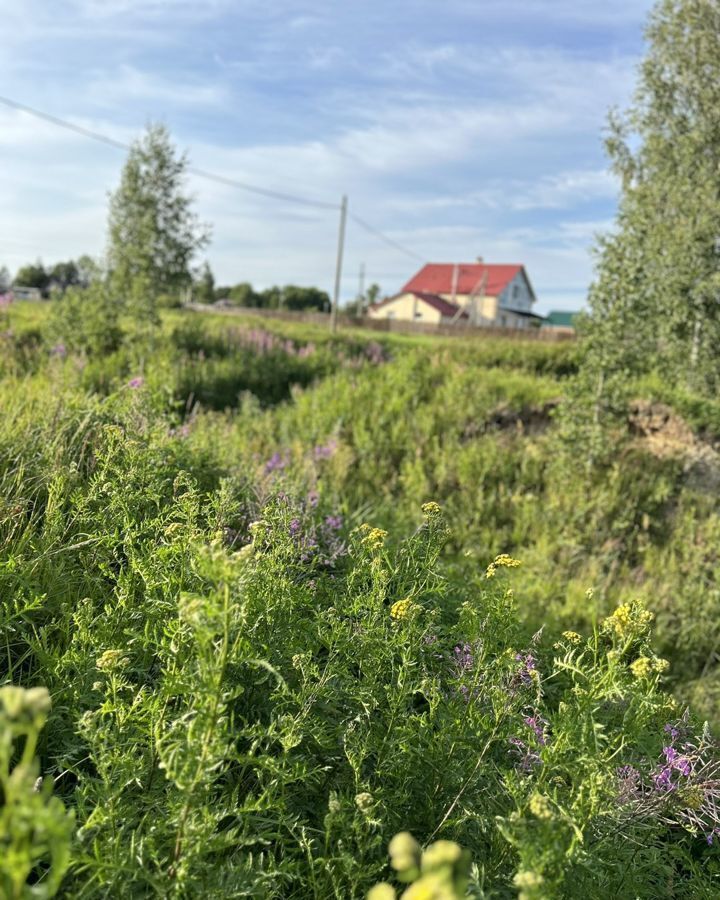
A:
[368,261,542,329]
[542,310,581,334]
[11,286,43,302]
[367,291,469,325]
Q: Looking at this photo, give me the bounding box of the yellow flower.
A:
[358,523,388,551]
[486,553,522,578]
[562,631,582,644]
[513,870,544,890]
[421,501,442,518]
[389,831,421,875]
[355,792,375,814]
[630,656,653,678]
[390,598,416,620]
[653,657,670,672]
[528,793,554,820]
[602,601,653,640]
[96,649,130,671]
[368,885,396,900]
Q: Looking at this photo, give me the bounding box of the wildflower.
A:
[486,553,522,578]
[0,685,51,722]
[421,501,441,518]
[508,736,542,772]
[654,657,670,672]
[50,342,67,357]
[313,439,337,461]
[388,831,421,876]
[324,515,343,530]
[96,649,130,671]
[391,598,417,620]
[630,656,653,678]
[453,642,474,673]
[127,376,144,388]
[514,870,544,890]
[367,885,395,900]
[264,452,287,474]
[529,793,554,820]
[307,490,319,508]
[514,652,538,687]
[524,714,548,746]
[602,601,653,640]
[562,630,582,644]
[289,518,302,537]
[358,524,388,551]
[355,792,375,814]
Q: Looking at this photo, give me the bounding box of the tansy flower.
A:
[357,524,388,551]
[486,553,522,578]
[390,598,416,620]
[421,501,441,517]
[529,793,554,820]
[603,601,653,640]
[562,631,582,644]
[96,649,130,671]
[630,656,653,678]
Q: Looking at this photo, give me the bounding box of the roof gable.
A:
[371,291,468,319]
[402,263,523,297]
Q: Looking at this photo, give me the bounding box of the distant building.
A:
[12,286,43,301]
[367,291,469,325]
[543,310,581,334]
[368,262,542,329]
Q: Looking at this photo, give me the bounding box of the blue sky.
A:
[0,0,655,312]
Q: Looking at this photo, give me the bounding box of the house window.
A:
[500,314,507,327]
[513,284,521,301]
[414,311,423,319]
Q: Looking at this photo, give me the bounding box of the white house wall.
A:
[498,271,534,313]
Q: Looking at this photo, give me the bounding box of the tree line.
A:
[3,123,378,315]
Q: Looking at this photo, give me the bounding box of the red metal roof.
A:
[402,263,523,297]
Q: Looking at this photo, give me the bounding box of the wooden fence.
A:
[188,304,576,342]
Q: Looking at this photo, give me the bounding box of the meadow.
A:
[3,302,720,897]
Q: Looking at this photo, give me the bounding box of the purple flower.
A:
[128,376,144,388]
[324,515,343,531]
[50,342,67,357]
[307,490,319,508]
[453,643,474,674]
[264,452,287,474]
[508,736,541,772]
[524,715,548,746]
[664,724,680,742]
[514,652,537,687]
[313,439,338,461]
[652,766,676,793]
[289,518,302,537]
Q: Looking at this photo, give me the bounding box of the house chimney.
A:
[476,256,484,263]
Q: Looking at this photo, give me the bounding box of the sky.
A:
[0,0,656,312]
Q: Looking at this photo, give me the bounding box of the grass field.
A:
[3,302,720,897]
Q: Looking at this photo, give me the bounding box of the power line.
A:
[0,93,338,211]
[348,212,425,262]
[0,93,427,263]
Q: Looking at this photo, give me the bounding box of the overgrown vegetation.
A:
[3,303,720,896]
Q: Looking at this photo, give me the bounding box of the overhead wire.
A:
[0,92,426,261]
[0,94,338,210]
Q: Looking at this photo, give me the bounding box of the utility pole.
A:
[330,194,348,333]
[358,261,365,310]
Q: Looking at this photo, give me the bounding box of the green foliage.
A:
[0,686,74,899]
[575,0,720,456]
[4,306,720,895]
[14,260,49,295]
[107,123,209,331]
[50,283,123,357]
